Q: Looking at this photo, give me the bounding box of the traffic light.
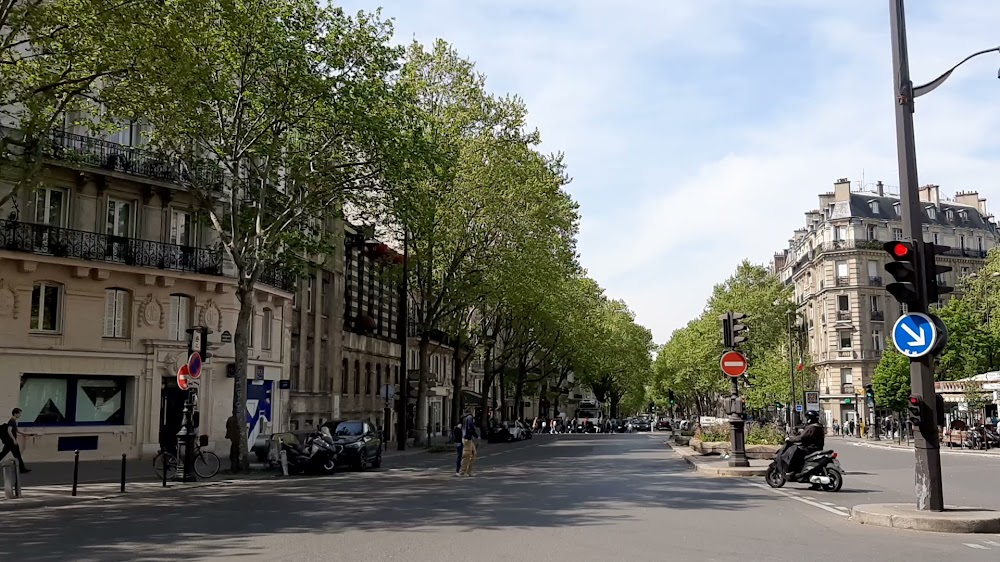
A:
[864,384,875,404]
[721,312,748,348]
[907,395,922,426]
[406,379,418,404]
[934,393,946,427]
[883,241,920,304]
[668,390,676,406]
[924,242,953,304]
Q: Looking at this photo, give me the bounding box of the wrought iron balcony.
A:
[835,276,850,287]
[1,219,222,275]
[871,310,885,321]
[258,267,296,293]
[869,276,883,286]
[841,383,855,395]
[836,310,851,321]
[47,130,225,188]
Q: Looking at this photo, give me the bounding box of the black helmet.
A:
[805,410,820,424]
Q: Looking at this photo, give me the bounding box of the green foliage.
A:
[872,343,910,412]
[935,292,1000,381]
[696,423,784,446]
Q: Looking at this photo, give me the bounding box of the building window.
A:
[933,232,939,245]
[836,261,848,279]
[946,209,954,221]
[30,282,62,333]
[839,331,852,349]
[892,228,903,240]
[961,266,970,276]
[354,360,361,395]
[261,308,273,350]
[18,375,127,426]
[959,210,968,221]
[306,276,315,312]
[866,224,877,240]
[926,206,936,220]
[869,201,879,214]
[869,295,880,312]
[341,359,349,395]
[834,226,846,241]
[33,187,66,227]
[106,198,133,237]
[872,330,884,351]
[376,364,382,395]
[103,288,130,338]
[840,368,853,385]
[169,209,192,246]
[365,362,372,395]
[837,295,849,311]
[168,294,192,341]
[893,202,901,216]
[978,237,984,252]
[868,260,879,278]
[394,366,399,385]
[960,235,966,249]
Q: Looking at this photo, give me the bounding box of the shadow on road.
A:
[0,434,772,561]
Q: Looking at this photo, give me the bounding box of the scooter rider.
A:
[782,410,825,478]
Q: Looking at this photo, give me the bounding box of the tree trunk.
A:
[610,393,622,419]
[414,334,430,445]
[479,344,494,431]
[513,358,526,421]
[232,281,256,471]
[498,368,506,421]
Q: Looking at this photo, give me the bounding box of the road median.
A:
[665,439,769,477]
[851,503,1000,533]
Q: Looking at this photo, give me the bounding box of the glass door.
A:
[106,198,133,263]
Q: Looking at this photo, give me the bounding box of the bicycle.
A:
[154,445,221,480]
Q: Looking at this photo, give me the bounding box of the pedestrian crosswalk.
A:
[964,539,1000,551]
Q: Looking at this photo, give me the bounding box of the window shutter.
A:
[178,297,189,339]
[115,290,128,337]
[168,295,179,340]
[103,290,116,337]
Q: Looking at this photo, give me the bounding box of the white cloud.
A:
[338,1,1000,343]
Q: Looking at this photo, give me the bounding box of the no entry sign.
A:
[720,351,748,378]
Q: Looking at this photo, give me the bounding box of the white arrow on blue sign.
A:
[891,312,938,358]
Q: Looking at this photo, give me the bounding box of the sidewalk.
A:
[830,436,1000,455]
[666,441,769,477]
[1,445,432,511]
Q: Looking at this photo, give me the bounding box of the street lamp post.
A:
[888,0,998,511]
[396,228,409,451]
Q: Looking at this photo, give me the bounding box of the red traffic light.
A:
[908,396,919,406]
[891,242,911,258]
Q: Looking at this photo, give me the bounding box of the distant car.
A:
[487,421,513,443]
[504,420,529,441]
[655,419,672,431]
[633,419,652,432]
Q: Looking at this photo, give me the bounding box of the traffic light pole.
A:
[889,0,944,512]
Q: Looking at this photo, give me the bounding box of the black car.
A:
[633,419,652,432]
[329,420,382,470]
[655,419,672,431]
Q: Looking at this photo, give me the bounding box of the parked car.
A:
[655,418,673,431]
[330,420,382,470]
[487,420,513,443]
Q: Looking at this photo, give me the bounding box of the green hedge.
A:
[697,423,784,446]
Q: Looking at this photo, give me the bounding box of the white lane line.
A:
[747,482,848,517]
[983,541,1000,546]
[821,501,837,506]
[964,544,989,550]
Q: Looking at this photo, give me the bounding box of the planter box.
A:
[689,438,779,459]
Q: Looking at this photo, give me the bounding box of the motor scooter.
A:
[766,440,844,492]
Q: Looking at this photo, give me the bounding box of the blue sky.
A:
[338,0,1000,344]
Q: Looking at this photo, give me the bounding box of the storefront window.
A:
[18,375,127,426]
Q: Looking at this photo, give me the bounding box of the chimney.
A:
[834,178,852,201]
[918,184,940,207]
[954,190,987,214]
[876,181,884,197]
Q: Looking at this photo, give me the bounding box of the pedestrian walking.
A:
[452,421,464,475]
[0,408,30,473]
[459,409,479,476]
[225,413,241,473]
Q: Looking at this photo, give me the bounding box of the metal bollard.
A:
[2,458,19,500]
[71,450,80,497]
[120,454,127,493]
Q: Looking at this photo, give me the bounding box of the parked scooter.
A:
[281,428,342,475]
[766,441,844,492]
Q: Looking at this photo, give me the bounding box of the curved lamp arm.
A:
[913,47,1000,98]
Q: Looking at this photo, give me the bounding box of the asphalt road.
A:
[3,433,1000,561]
[826,436,1000,510]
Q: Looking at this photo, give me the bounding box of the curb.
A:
[665,441,769,477]
[851,503,1000,534]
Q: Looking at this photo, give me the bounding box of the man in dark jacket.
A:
[782,410,825,477]
[0,408,30,473]
[459,409,479,476]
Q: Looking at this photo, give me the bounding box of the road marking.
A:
[849,441,1000,458]
[983,541,1000,546]
[747,482,848,517]
[964,544,989,550]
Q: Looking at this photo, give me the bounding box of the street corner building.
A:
[771,178,999,429]
[0,122,295,462]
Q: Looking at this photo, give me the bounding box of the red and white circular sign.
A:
[177,364,191,390]
[720,351,748,378]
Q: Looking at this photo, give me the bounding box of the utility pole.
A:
[888,0,944,511]
[396,229,409,451]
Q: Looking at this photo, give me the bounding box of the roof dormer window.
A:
[927,206,937,220]
[946,209,954,221]
[869,200,879,214]
[892,202,901,216]
[959,210,968,221]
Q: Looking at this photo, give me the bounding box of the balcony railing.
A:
[47,130,225,188]
[942,248,987,259]
[835,276,850,287]
[841,383,855,395]
[871,310,885,321]
[1,219,222,275]
[836,310,851,321]
[258,267,296,293]
[819,240,884,255]
[869,276,883,286]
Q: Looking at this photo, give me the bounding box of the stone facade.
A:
[772,178,999,428]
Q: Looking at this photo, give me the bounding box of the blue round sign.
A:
[188,352,203,379]
[891,312,937,358]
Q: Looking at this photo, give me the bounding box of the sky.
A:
[337,0,1000,344]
